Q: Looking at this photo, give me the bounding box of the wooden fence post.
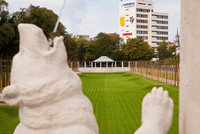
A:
[166,63,168,84]
[0,57,2,93]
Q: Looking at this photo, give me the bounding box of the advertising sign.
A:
[123,33,132,36]
[121,2,135,8]
[120,17,125,26]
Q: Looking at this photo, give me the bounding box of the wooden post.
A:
[157,62,159,81]
[174,64,177,86]
[160,65,162,82]
[166,63,168,84]
[0,57,2,93]
[151,61,153,79]
[171,66,173,85]
[5,58,7,87]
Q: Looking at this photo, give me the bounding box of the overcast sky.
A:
[6,0,180,41]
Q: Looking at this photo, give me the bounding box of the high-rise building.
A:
[119,0,169,52]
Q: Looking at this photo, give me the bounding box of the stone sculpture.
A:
[2,24,174,134]
[2,24,98,134]
[135,87,174,134]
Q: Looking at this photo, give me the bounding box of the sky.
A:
[6,0,180,41]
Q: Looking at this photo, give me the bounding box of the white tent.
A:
[93,56,114,62]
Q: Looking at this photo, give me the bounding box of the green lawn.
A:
[0,72,178,134]
[80,73,178,134]
[0,106,19,134]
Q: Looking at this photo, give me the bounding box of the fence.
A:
[0,57,179,93]
[130,60,180,86]
[0,59,79,93]
[0,57,12,93]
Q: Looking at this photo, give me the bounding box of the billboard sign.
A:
[121,2,135,8]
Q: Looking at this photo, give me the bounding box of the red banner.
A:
[123,33,132,36]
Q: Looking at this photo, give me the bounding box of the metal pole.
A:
[49,0,67,47]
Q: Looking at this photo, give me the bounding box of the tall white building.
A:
[119,0,168,51]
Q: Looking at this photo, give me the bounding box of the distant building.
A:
[74,35,97,42]
[175,29,180,54]
[90,37,97,42]
[74,35,90,42]
[119,0,169,52]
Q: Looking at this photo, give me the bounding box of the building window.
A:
[126,25,129,27]
[137,31,148,34]
[148,4,152,6]
[152,31,168,35]
[126,9,129,11]
[137,25,148,29]
[136,19,148,23]
[138,2,146,5]
[137,36,148,40]
[152,15,168,19]
[153,20,168,24]
[152,25,168,29]
[137,14,148,18]
[126,14,129,16]
[136,8,150,12]
[152,36,168,40]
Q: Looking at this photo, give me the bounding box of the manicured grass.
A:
[0,106,19,134]
[80,73,178,134]
[0,72,178,134]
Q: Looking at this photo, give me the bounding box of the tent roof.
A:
[94,56,114,62]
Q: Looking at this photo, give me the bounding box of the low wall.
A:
[78,67,130,73]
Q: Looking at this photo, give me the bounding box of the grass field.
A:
[0,72,178,134]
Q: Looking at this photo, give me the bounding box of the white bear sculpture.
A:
[2,24,174,134]
[2,24,98,134]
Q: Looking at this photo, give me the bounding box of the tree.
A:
[0,0,17,56]
[64,34,77,61]
[169,45,176,56]
[0,4,70,57]
[73,36,87,61]
[0,23,15,49]
[94,32,116,58]
[111,50,125,61]
[84,42,96,61]
[157,40,172,60]
[108,33,122,50]
[122,38,154,61]
[0,0,9,25]
[13,5,66,38]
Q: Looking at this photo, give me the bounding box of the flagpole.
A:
[49,0,67,47]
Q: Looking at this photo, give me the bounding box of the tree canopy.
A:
[157,40,174,60]
[13,5,66,38]
[0,3,69,57]
[122,38,154,61]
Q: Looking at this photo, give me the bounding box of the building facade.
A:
[74,35,97,42]
[119,0,169,51]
